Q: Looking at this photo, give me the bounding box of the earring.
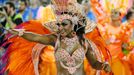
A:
[71,31,76,36]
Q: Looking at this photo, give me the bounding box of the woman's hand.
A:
[103,63,111,73]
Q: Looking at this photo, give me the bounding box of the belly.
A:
[56,61,85,75]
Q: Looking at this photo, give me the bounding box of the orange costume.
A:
[125,20,134,74]
[91,0,133,75]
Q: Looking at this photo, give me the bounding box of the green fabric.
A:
[122,48,130,55]
[13,14,22,21]
[5,23,10,29]
[5,17,11,29]
[5,14,22,29]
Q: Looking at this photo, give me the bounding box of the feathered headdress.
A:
[44,0,96,33]
[102,0,129,15]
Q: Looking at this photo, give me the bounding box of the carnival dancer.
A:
[90,0,134,75]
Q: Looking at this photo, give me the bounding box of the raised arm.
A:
[8,29,57,45]
[85,40,111,72]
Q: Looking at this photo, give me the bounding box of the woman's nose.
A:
[58,27,62,30]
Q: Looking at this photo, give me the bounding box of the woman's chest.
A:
[60,37,81,54]
[55,37,85,61]
[106,25,121,35]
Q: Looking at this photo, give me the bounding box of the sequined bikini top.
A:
[55,36,87,74]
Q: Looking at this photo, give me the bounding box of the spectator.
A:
[17,0,30,22]
[29,0,40,19]
[3,1,23,29]
[36,0,56,24]
[0,1,23,51]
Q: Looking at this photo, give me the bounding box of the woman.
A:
[91,0,133,75]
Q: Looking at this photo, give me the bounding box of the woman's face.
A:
[111,9,120,21]
[58,19,73,36]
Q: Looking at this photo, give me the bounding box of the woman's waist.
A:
[56,63,85,75]
[56,61,85,75]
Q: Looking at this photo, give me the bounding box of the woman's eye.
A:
[114,12,117,14]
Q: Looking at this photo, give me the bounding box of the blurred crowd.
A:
[0,0,47,21]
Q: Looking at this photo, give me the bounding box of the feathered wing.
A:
[84,19,111,75]
[85,28,111,61]
[1,20,56,75]
[85,18,111,61]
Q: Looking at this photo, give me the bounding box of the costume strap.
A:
[32,43,46,75]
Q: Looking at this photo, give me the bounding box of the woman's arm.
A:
[85,40,111,72]
[8,29,57,45]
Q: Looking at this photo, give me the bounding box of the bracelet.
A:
[101,62,108,70]
[13,29,25,36]
[101,63,105,70]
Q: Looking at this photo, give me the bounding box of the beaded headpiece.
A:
[44,0,97,33]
